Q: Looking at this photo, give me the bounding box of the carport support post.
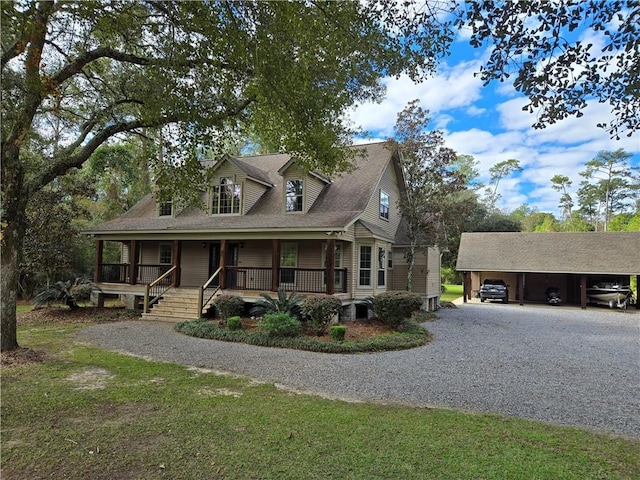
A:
[519,273,525,306]
[580,275,587,309]
[462,271,469,303]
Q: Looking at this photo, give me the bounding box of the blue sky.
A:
[349,25,640,216]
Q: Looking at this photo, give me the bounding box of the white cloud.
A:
[348,58,484,136]
[347,35,639,217]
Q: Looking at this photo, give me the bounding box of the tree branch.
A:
[24,117,172,196]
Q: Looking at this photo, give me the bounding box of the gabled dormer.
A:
[207,155,273,215]
[278,159,331,213]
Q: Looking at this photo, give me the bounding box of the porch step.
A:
[141,288,218,322]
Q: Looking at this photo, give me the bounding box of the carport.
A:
[456,232,640,309]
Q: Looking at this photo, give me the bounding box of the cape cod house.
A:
[85,142,442,321]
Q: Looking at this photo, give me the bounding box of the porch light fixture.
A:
[202,242,207,248]
[239,242,244,248]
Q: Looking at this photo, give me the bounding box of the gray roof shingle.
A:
[86,142,395,235]
[456,232,640,275]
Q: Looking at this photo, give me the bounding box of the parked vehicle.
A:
[545,286,561,305]
[587,283,634,309]
[479,279,509,303]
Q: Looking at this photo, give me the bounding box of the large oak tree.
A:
[0,0,453,351]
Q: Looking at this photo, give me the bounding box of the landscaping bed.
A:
[175,316,432,353]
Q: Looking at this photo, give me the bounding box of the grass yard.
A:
[2,317,639,479]
[441,284,464,303]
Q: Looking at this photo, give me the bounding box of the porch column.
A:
[462,271,468,303]
[326,238,335,295]
[172,240,181,287]
[272,239,280,291]
[94,240,103,282]
[636,275,639,310]
[580,274,587,309]
[220,239,227,289]
[518,273,525,306]
[129,240,139,285]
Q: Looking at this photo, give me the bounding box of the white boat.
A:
[586,283,633,309]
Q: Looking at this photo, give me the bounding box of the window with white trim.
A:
[285,179,303,212]
[211,177,241,214]
[358,245,372,287]
[158,200,173,217]
[159,243,173,264]
[380,190,389,220]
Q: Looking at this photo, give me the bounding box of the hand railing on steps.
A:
[198,267,222,317]
[143,266,177,314]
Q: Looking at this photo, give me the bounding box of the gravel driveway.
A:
[77,303,640,438]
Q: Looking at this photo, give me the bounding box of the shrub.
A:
[213,294,244,321]
[226,316,243,331]
[249,289,304,318]
[371,291,424,329]
[33,277,99,310]
[330,325,347,342]
[301,295,342,336]
[175,319,430,353]
[258,312,302,338]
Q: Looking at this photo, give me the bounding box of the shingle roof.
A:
[86,142,395,235]
[456,232,640,275]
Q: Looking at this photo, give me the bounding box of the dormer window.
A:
[286,179,303,212]
[212,177,241,215]
[158,200,173,217]
[380,191,389,220]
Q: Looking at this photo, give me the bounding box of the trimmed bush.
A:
[301,295,342,336]
[258,312,302,338]
[226,316,243,331]
[175,319,429,354]
[330,325,347,342]
[213,294,245,321]
[371,291,424,328]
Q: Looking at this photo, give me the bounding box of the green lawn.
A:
[2,320,639,479]
[441,284,463,303]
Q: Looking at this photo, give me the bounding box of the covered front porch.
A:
[94,237,349,297]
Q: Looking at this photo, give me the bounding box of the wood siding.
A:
[360,161,402,240]
[427,247,440,297]
[306,175,326,211]
[179,241,210,287]
[244,181,268,213]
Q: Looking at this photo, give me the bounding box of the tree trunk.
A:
[406,244,415,292]
[1,220,21,351]
[1,151,29,352]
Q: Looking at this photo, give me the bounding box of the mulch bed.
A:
[16,305,140,326]
[234,317,394,342]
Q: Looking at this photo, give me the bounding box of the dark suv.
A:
[479,279,509,303]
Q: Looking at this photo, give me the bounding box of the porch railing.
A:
[97,263,172,285]
[97,263,348,295]
[143,266,177,313]
[99,263,130,283]
[225,266,347,294]
[198,267,222,317]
